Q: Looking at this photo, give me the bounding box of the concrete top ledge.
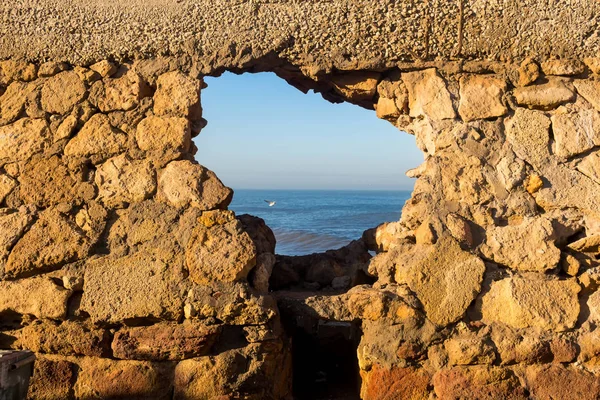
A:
[0,0,599,72]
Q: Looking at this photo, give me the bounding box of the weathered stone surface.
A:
[360,365,431,400]
[551,110,600,158]
[0,61,37,85]
[481,218,561,272]
[577,150,600,184]
[157,160,232,210]
[331,72,380,102]
[525,364,600,400]
[26,357,74,400]
[95,154,156,208]
[0,118,49,165]
[0,208,33,275]
[517,58,540,86]
[490,324,550,365]
[5,209,90,278]
[0,277,70,319]
[458,75,507,121]
[135,115,191,166]
[12,320,110,357]
[541,59,586,76]
[64,113,127,161]
[154,71,202,119]
[444,330,496,366]
[375,96,400,120]
[402,69,455,120]
[395,236,485,326]
[505,108,551,169]
[185,219,256,284]
[348,285,422,325]
[112,321,221,361]
[89,70,144,112]
[481,277,580,331]
[173,341,291,400]
[89,60,117,78]
[38,61,68,77]
[514,79,575,109]
[74,357,173,400]
[433,366,527,400]
[18,155,92,207]
[0,81,39,125]
[185,283,278,325]
[41,71,86,114]
[81,252,185,323]
[0,172,17,203]
[574,80,600,111]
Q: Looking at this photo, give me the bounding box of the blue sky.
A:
[194,72,423,190]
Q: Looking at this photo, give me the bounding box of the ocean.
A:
[229,189,412,256]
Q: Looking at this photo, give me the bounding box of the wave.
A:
[272,228,354,256]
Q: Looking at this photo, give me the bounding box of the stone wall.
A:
[2,54,600,398]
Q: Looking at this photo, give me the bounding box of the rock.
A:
[347,285,422,325]
[18,155,92,207]
[490,324,551,365]
[513,79,575,109]
[446,213,474,246]
[433,366,527,399]
[444,330,496,366]
[237,214,276,254]
[95,154,156,208]
[331,72,380,102]
[541,59,586,76]
[0,81,39,125]
[0,61,37,84]
[38,62,69,77]
[402,68,456,120]
[81,252,185,323]
[458,75,507,121]
[362,221,403,252]
[551,110,600,158]
[89,60,117,78]
[525,173,544,194]
[74,357,173,400]
[41,71,86,114]
[395,236,485,326]
[375,97,400,120]
[185,283,278,325]
[157,160,232,210]
[54,115,78,142]
[359,364,431,400]
[154,71,202,120]
[12,320,110,357]
[505,108,551,169]
[481,217,560,272]
[0,277,71,319]
[185,219,256,284]
[517,58,540,86]
[26,357,74,400]
[525,364,600,400]
[0,118,49,166]
[135,115,191,167]
[173,342,291,400]
[587,290,600,323]
[89,70,144,112]
[112,321,221,361]
[481,276,580,331]
[64,113,127,161]
[577,150,600,184]
[5,209,90,278]
[0,174,16,203]
[415,220,437,244]
[574,80,600,111]
[198,209,235,228]
[0,208,33,275]
[252,253,276,293]
[332,275,352,290]
[561,253,581,276]
[584,58,600,74]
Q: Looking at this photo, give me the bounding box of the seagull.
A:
[264,200,276,207]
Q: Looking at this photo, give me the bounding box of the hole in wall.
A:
[194,71,422,256]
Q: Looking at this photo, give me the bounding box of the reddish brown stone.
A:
[360,364,431,400]
[112,321,221,361]
[433,366,527,399]
[27,357,74,400]
[526,364,600,400]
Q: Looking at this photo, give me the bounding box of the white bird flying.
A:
[264,200,276,207]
